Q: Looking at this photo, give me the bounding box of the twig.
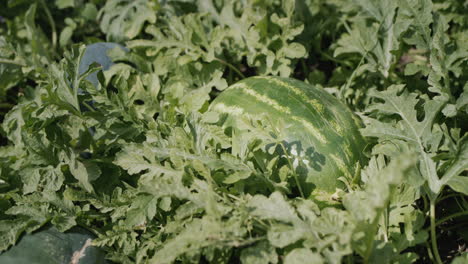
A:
[430,200,443,264]
[0,59,26,67]
[70,239,93,264]
[214,58,246,79]
[39,0,57,49]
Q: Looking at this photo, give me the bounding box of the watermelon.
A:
[209,76,366,198]
[0,226,107,264]
[78,42,127,89]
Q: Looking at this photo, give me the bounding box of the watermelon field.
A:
[1,0,467,263]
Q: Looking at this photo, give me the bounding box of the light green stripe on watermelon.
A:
[244,78,335,138]
[252,76,348,138]
[330,153,351,178]
[218,81,328,144]
[343,142,355,163]
[257,76,328,114]
[230,82,293,115]
[209,76,367,197]
[211,102,246,116]
[260,76,362,139]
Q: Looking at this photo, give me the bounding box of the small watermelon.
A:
[0,226,107,264]
[78,42,126,89]
[209,76,367,198]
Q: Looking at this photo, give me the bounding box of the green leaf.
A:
[20,166,64,194]
[283,43,307,59]
[441,136,468,187]
[223,171,252,184]
[55,0,74,9]
[446,176,468,196]
[23,3,53,64]
[451,253,468,264]
[114,142,183,178]
[267,223,304,248]
[456,83,468,114]
[247,192,299,223]
[334,0,406,78]
[68,158,96,193]
[240,241,278,264]
[198,1,306,76]
[149,216,246,264]
[46,45,101,114]
[284,248,323,264]
[51,214,77,232]
[0,219,29,252]
[362,85,446,194]
[59,21,76,47]
[397,0,433,50]
[98,0,157,41]
[124,194,158,227]
[343,154,417,259]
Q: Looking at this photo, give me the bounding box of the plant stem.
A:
[437,222,468,233]
[435,211,468,227]
[340,55,365,100]
[425,241,435,263]
[437,192,462,203]
[430,199,443,264]
[318,50,353,68]
[301,59,308,78]
[0,103,15,109]
[363,184,397,263]
[279,142,305,198]
[0,59,26,67]
[422,194,429,212]
[214,58,246,79]
[363,211,381,264]
[39,0,57,49]
[81,101,95,112]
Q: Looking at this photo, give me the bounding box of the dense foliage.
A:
[0,0,467,263]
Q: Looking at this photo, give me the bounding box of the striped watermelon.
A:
[0,226,107,264]
[209,76,366,198]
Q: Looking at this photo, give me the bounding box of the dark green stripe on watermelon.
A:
[209,76,366,198]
